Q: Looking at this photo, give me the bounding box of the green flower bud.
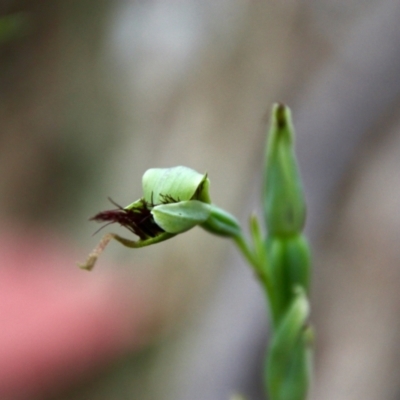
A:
[266,237,289,325]
[266,287,311,400]
[266,234,311,325]
[278,326,313,400]
[285,234,311,294]
[264,104,306,236]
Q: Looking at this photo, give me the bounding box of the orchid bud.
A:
[92,166,212,239]
[266,234,311,325]
[263,104,306,236]
[80,166,240,270]
[285,235,311,294]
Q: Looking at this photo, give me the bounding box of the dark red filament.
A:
[90,199,164,240]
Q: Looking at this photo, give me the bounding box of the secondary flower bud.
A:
[266,287,311,400]
[266,234,312,324]
[263,104,306,236]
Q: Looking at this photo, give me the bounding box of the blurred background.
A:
[1,1,400,399]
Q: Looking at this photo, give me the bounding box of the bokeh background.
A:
[1,1,400,399]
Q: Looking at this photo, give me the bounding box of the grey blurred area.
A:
[1,0,400,399]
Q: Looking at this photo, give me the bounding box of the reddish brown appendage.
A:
[91,199,164,240]
[79,199,166,270]
[79,197,178,270]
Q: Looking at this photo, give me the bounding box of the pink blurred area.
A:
[0,223,156,399]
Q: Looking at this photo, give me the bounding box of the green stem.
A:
[233,233,259,271]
